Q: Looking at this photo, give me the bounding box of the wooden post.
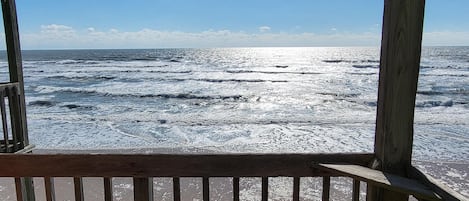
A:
[2,1,34,200]
[369,0,425,201]
[1,0,28,147]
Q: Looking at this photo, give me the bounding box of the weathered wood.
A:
[15,177,35,201]
[15,178,23,201]
[14,144,35,154]
[293,177,300,201]
[262,177,268,201]
[44,177,55,201]
[372,0,426,200]
[104,177,112,201]
[8,86,22,151]
[1,0,28,148]
[0,153,373,177]
[73,177,84,201]
[352,179,360,201]
[409,167,468,201]
[317,164,441,201]
[322,177,330,201]
[232,177,239,201]
[203,177,209,201]
[0,92,10,153]
[173,177,180,201]
[374,0,426,176]
[133,177,153,201]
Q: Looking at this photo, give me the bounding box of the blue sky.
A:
[5,0,469,49]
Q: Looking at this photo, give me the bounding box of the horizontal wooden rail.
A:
[316,163,442,201]
[0,82,20,90]
[0,153,374,177]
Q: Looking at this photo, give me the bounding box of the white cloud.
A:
[8,24,469,49]
[258,26,271,33]
[423,31,469,46]
[40,24,76,38]
[19,26,381,49]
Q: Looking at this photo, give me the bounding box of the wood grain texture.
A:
[374,0,425,176]
[372,0,426,200]
[0,153,373,177]
[317,164,441,201]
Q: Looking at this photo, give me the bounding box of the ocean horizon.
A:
[0,46,467,197]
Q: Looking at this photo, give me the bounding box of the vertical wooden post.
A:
[2,1,34,200]
[1,0,28,147]
[369,0,425,201]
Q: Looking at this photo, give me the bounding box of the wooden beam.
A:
[372,0,426,200]
[1,0,29,147]
[317,164,441,201]
[0,153,373,177]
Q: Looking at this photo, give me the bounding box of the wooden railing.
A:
[0,82,26,153]
[0,153,374,201]
[1,153,465,201]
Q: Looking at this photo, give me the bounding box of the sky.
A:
[2,0,469,49]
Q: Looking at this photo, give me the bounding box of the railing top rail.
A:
[0,153,374,177]
[0,82,19,88]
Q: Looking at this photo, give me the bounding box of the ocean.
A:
[0,47,467,198]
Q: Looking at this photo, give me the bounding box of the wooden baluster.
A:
[74,177,84,201]
[104,177,112,201]
[293,177,300,201]
[173,177,181,201]
[352,179,360,201]
[261,177,268,201]
[8,87,20,151]
[0,92,9,153]
[322,177,330,201]
[134,177,153,201]
[44,177,55,201]
[232,177,239,201]
[14,177,24,201]
[203,177,209,201]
